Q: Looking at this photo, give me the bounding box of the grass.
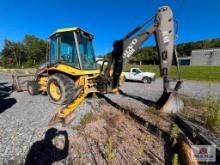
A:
[204,94,220,134]
[172,153,179,165]
[182,96,220,136]
[106,137,115,164]
[2,64,220,82]
[124,64,220,83]
[74,111,95,130]
[170,124,181,140]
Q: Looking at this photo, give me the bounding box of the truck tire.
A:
[27,81,40,95]
[143,77,152,84]
[47,73,76,105]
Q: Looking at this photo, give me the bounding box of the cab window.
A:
[60,32,80,69]
[77,33,96,70]
[132,69,141,74]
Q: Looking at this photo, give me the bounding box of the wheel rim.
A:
[143,79,148,83]
[49,81,61,101]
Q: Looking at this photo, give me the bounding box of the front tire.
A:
[47,73,76,104]
[27,81,40,95]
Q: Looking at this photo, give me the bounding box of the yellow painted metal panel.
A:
[58,92,87,118]
[48,64,100,76]
[50,27,93,37]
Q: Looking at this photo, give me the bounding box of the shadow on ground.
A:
[0,82,16,113]
[25,128,69,165]
[118,89,157,107]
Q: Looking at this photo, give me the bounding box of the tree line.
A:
[1,35,220,68]
[103,38,220,65]
[0,35,47,68]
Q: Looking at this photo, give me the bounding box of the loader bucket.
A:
[156,91,183,113]
[12,74,34,92]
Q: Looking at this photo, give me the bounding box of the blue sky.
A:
[0,0,220,56]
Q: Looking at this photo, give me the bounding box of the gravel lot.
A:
[0,73,220,163]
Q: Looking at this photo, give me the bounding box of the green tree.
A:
[1,40,26,67]
[23,35,47,66]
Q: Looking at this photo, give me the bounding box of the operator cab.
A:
[49,27,97,70]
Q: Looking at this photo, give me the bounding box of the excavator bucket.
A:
[12,74,34,92]
[157,91,184,113]
[156,81,184,113]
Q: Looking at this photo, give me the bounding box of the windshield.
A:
[77,33,96,70]
[60,32,80,69]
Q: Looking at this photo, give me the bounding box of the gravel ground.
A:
[0,73,100,163]
[0,73,220,163]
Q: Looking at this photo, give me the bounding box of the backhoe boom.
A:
[109,6,179,92]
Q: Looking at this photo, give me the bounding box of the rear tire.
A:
[47,73,76,105]
[27,81,40,95]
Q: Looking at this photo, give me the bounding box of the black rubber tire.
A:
[47,73,76,105]
[143,77,152,84]
[27,81,40,95]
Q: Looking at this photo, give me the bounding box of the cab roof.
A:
[50,27,93,37]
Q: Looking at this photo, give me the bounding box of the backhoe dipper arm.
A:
[110,6,178,92]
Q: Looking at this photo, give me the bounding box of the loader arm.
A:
[106,6,181,92]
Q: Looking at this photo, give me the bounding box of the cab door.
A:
[49,36,58,64]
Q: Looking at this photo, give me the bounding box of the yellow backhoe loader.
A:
[13,6,183,126]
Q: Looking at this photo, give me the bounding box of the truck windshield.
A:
[60,32,80,69]
[77,33,97,70]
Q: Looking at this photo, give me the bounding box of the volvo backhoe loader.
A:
[13,6,183,126]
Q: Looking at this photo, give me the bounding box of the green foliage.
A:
[0,35,47,68]
[129,46,159,64]
[177,38,220,57]
[170,124,181,140]
[106,137,115,163]
[172,154,179,165]
[0,40,26,68]
[204,94,220,134]
[77,111,95,129]
[23,35,47,66]
[192,129,200,139]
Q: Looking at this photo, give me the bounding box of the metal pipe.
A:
[74,31,83,70]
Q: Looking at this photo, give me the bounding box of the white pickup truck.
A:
[123,68,156,84]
